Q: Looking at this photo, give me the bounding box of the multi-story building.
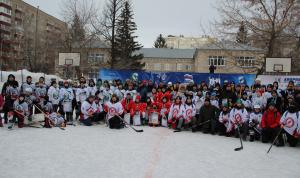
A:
[165,35,216,49]
[140,41,265,74]
[0,0,67,74]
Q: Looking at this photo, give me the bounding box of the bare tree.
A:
[61,0,99,49]
[214,0,300,74]
[92,0,125,69]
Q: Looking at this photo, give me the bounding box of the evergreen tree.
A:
[70,13,86,47]
[154,34,167,48]
[115,1,144,70]
[236,21,248,44]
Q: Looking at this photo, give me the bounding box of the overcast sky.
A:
[24,0,219,47]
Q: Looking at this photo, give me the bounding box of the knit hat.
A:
[236,99,242,105]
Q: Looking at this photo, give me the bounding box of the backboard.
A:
[265,58,291,73]
[59,53,80,66]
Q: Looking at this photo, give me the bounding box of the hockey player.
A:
[168,96,185,131]
[261,102,284,146]
[47,81,60,112]
[59,81,74,124]
[2,76,19,124]
[121,93,134,114]
[229,99,249,140]
[0,94,4,127]
[80,96,96,126]
[125,83,137,101]
[35,81,47,110]
[159,96,171,127]
[252,90,266,110]
[87,79,97,96]
[13,94,29,128]
[183,96,196,128]
[130,95,146,125]
[280,103,300,147]
[21,76,35,94]
[76,82,89,120]
[249,105,263,142]
[241,92,252,111]
[210,92,219,109]
[92,97,105,123]
[104,94,124,129]
[148,102,160,126]
[218,103,232,136]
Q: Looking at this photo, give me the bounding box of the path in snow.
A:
[0,125,299,178]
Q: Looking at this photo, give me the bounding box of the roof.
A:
[197,40,264,52]
[136,48,196,59]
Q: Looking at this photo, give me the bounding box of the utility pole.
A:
[34,6,39,72]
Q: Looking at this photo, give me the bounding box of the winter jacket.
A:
[261,109,281,129]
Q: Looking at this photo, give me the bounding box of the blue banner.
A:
[99,69,256,86]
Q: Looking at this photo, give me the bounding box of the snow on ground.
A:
[0,125,300,178]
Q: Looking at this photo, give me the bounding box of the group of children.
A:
[1,74,300,147]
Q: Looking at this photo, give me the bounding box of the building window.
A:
[154,63,161,70]
[208,56,225,66]
[164,63,174,71]
[236,56,255,68]
[177,64,192,71]
[88,53,105,63]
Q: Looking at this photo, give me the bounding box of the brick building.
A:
[0,0,67,73]
[140,41,265,74]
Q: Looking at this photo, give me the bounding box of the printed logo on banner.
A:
[184,74,193,83]
[209,77,221,86]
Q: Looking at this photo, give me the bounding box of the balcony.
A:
[0,0,12,10]
[0,14,11,25]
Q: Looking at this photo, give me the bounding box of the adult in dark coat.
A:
[2,74,19,123]
[192,98,219,134]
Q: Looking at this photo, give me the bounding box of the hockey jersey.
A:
[21,82,35,94]
[48,86,60,105]
[81,101,95,120]
[219,111,231,132]
[87,86,97,96]
[249,112,262,125]
[14,100,29,117]
[229,108,248,126]
[6,86,19,100]
[76,87,89,103]
[183,104,196,123]
[104,101,124,120]
[280,111,300,136]
[168,104,185,121]
[59,87,74,112]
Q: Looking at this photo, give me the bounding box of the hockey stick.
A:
[116,115,143,132]
[234,124,243,151]
[267,127,283,154]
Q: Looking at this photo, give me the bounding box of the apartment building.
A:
[0,0,67,74]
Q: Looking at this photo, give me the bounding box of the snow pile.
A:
[0,126,299,178]
[0,69,62,84]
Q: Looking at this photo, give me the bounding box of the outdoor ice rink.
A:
[1,125,300,178]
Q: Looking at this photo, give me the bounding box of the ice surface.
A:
[0,126,299,178]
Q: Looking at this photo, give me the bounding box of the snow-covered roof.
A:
[197,40,264,52]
